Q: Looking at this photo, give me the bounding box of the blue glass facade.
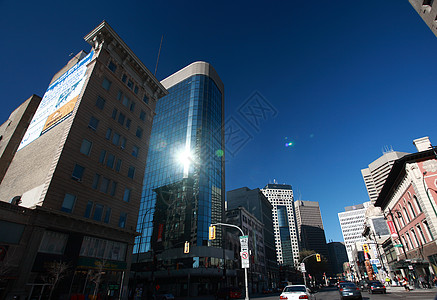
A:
[277,205,294,265]
[136,73,224,253]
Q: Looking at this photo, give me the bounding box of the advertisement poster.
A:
[18,51,93,150]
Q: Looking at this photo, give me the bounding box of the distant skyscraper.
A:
[261,183,300,267]
[135,62,226,295]
[294,200,328,259]
[361,150,409,203]
[338,202,370,263]
[409,0,437,37]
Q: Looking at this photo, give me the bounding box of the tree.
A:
[44,260,70,300]
[299,250,329,284]
[89,258,107,299]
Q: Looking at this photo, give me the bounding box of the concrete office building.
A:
[409,0,437,37]
[327,242,348,276]
[261,183,300,267]
[361,150,409,203]
[0,21,166,299]
[338,202,371,264]
[134,62,228,297]
[226,187,278,288]
[294,200,328,260]
[0,95,41,183]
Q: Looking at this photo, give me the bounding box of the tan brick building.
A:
[0,21,166,299]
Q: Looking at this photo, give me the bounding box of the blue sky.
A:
[1,1,437,243]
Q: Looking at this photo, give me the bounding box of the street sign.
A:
[241,251,249,268]
[239,235,248,251]
[394,244,403,248]
[301,263,306,273]
[408,265,413,270]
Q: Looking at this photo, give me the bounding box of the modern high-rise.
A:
[338,202,371,263]
[361,150,409,203]
[409,0,437,37]
[135,62,226,297]
[294,200,328,260]
[0,21,167,299]
[226,187,278,287]
[261,183,300,267]
[327,242,348,276]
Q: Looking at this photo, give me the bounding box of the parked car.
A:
[358,279,379,291]
[368,281,386,294]
[337,280,351,289]
[153,291,175,300]
[338,282,362,300]
[216,287,242,299]
[279,285,316,300]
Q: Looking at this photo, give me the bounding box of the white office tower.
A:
[338,202,371,263]
[261,183,300,267]
[361,150,409,203]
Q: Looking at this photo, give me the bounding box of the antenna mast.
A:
[154,35,164,76]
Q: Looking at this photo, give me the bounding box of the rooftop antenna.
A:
[154,34,164,77]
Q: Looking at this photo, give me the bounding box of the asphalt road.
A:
[251,286,437,300]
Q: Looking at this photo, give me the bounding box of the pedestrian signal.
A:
[316,254,321,262]
[209,226,216,240]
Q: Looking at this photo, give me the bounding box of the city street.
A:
[250,287,437,300]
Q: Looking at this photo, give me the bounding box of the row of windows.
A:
[398,221,433,252]
[60,193,127,228]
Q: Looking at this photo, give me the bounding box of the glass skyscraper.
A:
[135,61,225,256]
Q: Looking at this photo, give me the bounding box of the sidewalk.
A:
[387,284,437,293]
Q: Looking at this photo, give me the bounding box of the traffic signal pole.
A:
[210,222,249,300]
[300,253,318,288]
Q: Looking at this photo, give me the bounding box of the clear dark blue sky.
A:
[1,1,437,243]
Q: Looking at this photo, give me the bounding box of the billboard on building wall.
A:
[18,51,94,150]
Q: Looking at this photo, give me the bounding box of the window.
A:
[134,85,139,94]
[122,74,127,83]
[112,108,118,120]
[104,207,111,223]
[93,204,104,221]
[38,231,68,255]
[403,207,411,222]
[130,101,135,112]
[102,78,112,91]
[80,139,92,156]
[417,224,427,243]
[99,177,110,193]
[112,133,120,146]
[84,201,93,218]
[115,159,122,172]
[118,113,126,126]
[123,188,131,202]
[105,128,112,140]
[132,146,139,157]
[117,90,123,101]
[88,116,99,130]
[122,95,130,107]
[136,127,143,139]
[106,153,115,169]
[121,137,127,149]
[108,61,117,72]
[408,202,416,218]
[140,110,146,121]
[414,196,423,213]
[61,193,76,213]
[424,221,434,240]
[99,150,106,164]
[127,79,134,89]
[92,174,101,189]
[423,0,434,6]
[128,166,135,179]
[126,119,131,129]
[143,94,149,104]
[95,96,106,110]
[119,212,127,228]
[110,181,117,196]
[72,164,85,181]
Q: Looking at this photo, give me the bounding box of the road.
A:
[252,286,437,300]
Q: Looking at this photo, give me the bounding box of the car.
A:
[368,281,386,294]
[337,280,351,289]
[358,279,379,291]
[216,287,242,299]
[279,284,316,300]
[338,282,362,300]
[153,291,175,300]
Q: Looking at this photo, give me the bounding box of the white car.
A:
[279,285,316,300]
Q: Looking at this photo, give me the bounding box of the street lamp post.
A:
[300,254,317,288]
[211,222,249,300]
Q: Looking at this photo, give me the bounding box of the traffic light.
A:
[316,254,321,262]
[209,225,216,240]
[184,241,190,253]
[362,244,369,253]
